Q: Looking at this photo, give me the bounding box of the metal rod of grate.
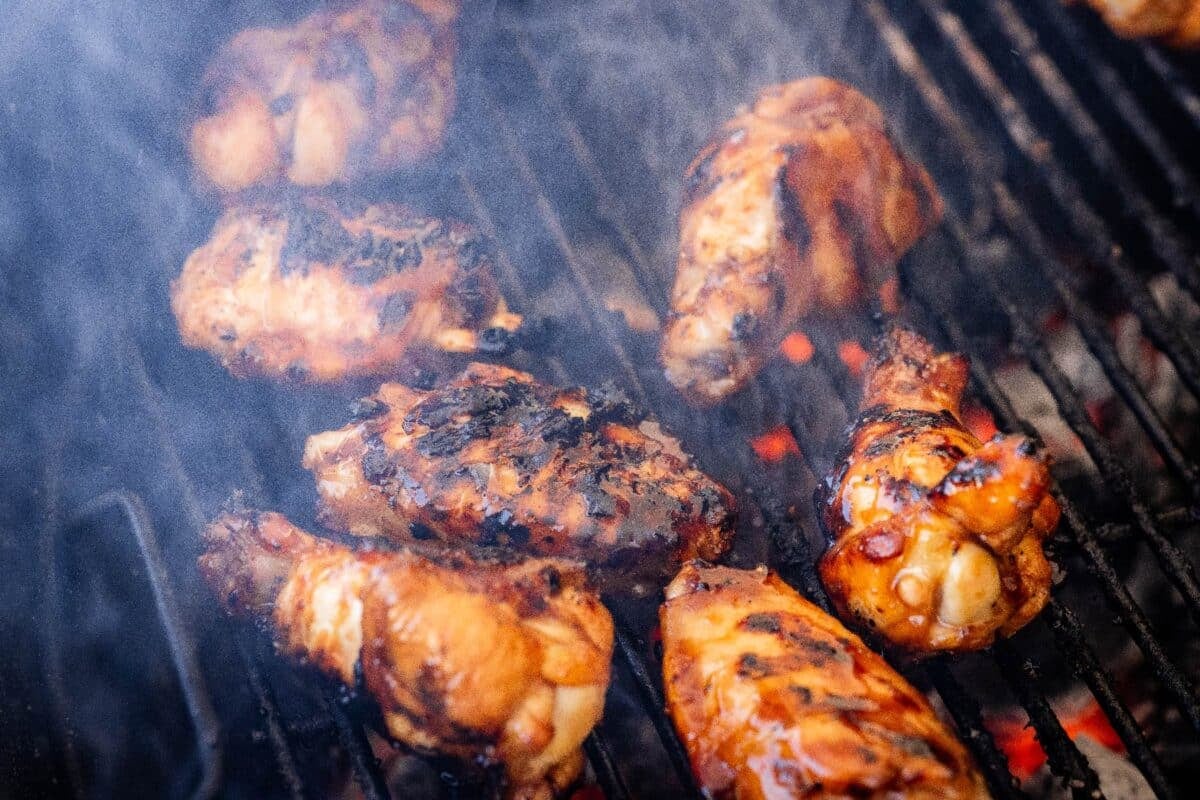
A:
[1022,0,1200,219]
[908,0,1200,351]
[966,0,1200,278]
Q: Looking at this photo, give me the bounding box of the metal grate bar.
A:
[612,625,704,799]
[906,289,1200,733]
[326,693,390,800]
[908,0,1200,322]
[67,491,225,800]
[927,660,1028,800]
[512,31,670,310]
[1025,0,1200,218]
[1134,44,1200,130]
[1045,600,1177,800]
[583,733,632,800]
[993,642,1106,800]
[237,638,306,800]
[978,0,1200,262]
[455,171,575,388]
[479,93,651,405]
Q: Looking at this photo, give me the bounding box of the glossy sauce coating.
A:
[661,563,990,799]
[818,328,1058,653]
[303,362,735,591]
[190,0,458,192]
[661,78,943,405]
[171,196,519,382]
[199,508,612,800]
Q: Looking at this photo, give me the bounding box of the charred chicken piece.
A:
[661,78,943,406]
[661,563,990,800]
[200,508,613,800]
[171,196,520,382]
[190,0,457,192]
[1077,0,1200,46]
[818,327,1058,653]
[302,362,735,591]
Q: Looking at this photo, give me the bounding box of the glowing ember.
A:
[837,340,869,377]
[962,404,998,441]
[750,425,801,462]
[779,331,814,364]
[988,702,1124,781]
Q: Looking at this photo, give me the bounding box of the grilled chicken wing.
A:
[661,78,943,406]
[1077,0,1200,46]
[171,196,520,382]
[190,0,457,192]
[817,328,1058,653]
[200,507,613,800]
[302,362,735,591]
[661,563,989,800]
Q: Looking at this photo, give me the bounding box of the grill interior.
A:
[6,0,1200,798]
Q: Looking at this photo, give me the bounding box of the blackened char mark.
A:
[776,156,812,252]
[854,405,962,434]
[349,397,391,422]
[741,612,782,634]
[938,456,1003,490]
[378,292,414,330]
[585,383,641,426]
[730,312,759,342]
[280,203,356,275]
[315,34,376,105]
[697,485,729,527]
[831,197,874,293]
[361,434,395,482]
[522,407,584,448]
[736,653,774,679]
[480,510,531,548]
[578,471,616,518]
[681,134,730,207]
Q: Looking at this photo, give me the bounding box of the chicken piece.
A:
[171,196,521,382]
[302,362,735,591]
[190,0,457,192]
[661,78,943,406]
[1075,0,1200,45]
[200,507,613,800]
[661,563,990,800]
[817,328,1058,653]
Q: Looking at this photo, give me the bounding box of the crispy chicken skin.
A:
[171,196,520,382]
[302,362,735,590]
[1076,0,1200,46]
[817,328,1058,653]
[661,78,943,406]
[199,508,613,800]
[190,0,457,192]
[661,563,990,800]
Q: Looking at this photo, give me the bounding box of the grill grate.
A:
[31,1,1200,798]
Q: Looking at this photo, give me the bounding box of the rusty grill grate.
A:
[26,1,1200,799]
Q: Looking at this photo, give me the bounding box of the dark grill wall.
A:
[2,0,1199,798]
